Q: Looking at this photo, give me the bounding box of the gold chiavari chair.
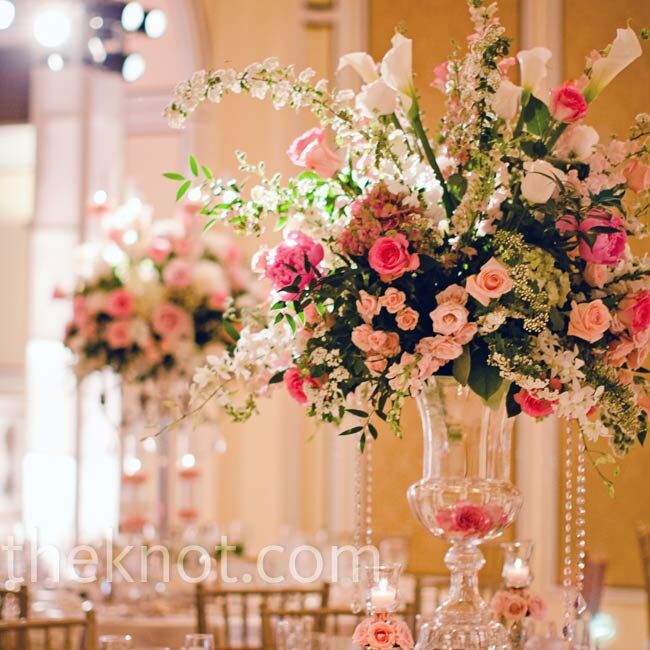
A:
[0,608,96,650]
[0,584,29,619]
[637,523,650,639]
[196,583,330,649]
[582,554,608,616]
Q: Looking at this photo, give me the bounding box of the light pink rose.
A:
[368,621,396,650]
[583,262,608,289]
[105,288,135,319]
[428,335,463,361]
[171,236,192,257]
[357,290,381,323]
[454,322,478,345]
[628,340,650,369]
[550,84,588,123]
[490,591,508,617]
[381,287,407,313]
[148,237,172,264]
[368,330,389,352]
[394,619,414,650]
[283,367,320,405]
[417,354,441,380]
[351,324,374,352]
[436,284,468,306]
[617,290,650,334]
[379,332,401,358]
[578,210,627,265]
[106,320,132,349]
[568,299,611,343]
[151,302,193,340]
[605,336,636,367]
[365,354,388,376]
[624,158,650,193]
[368,234,420,281]
[163,258,193,289]
[352,619,371,646]
[396,307,419,331]
[465,258,513,306]
[528,594,547,620]
[73,296,87,328]
[502,593,529,621]
[514,388,556,417]
[430,302,469,336]
[209,291,228,311]
[286,127,343,178]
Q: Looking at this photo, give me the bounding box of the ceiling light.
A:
[88,36,106,63]
[0,0,15,30]
[144,9,167,39]
[34,5,72,48]
[121,2,144,32]
[47,53,65,72]
[121,52,145,82]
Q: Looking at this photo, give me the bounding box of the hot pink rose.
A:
[454,322,478,345]
[163,258,193,289]
[148,237,172,264]
[368,234,420,281]
[568,299,611,343]
[502,593,529,621]
[286,127,343,178]
[394,619,414,650]
[106,320,132,349]
[583,262,608,289]
[550,84,588,123]
[617,290,650,334]
[357,290,381,323]
[453,503,494,536]
[514,389,556,417]
[528,594,546,620]
[578,210,627,265]
[465,258,513,306]
[430,302,469,336]
[436,284,468,306]
[381,287,407,314]
[624,158,650,193]
[151,302,193,340]
[105,288,135,319]
[352,324,374,353]
[396,307,419,331]
[367,621,396,650]
[283,367,320,405]
[365,354,388,376]
[352,619,371,646]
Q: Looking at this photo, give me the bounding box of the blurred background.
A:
[0,1,648,648]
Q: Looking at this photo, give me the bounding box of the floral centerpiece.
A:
[61,200,257,385]
[164,0,649,482]
[490,589,546,648]
[352,614,414,650]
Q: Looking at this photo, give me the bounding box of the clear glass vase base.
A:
[414,620,510,650]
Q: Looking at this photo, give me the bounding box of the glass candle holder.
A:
[177,465,201,523]
[502,541,533,589]
[365,564,401,614]
[119,469,149,534]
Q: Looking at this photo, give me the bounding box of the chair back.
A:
[0,584,28,619]
[582,554,607,616]
[195,583,330,649]
[638,524,650,636]
[0,608,96,650]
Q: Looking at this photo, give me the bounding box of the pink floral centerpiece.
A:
[352,614,414,650]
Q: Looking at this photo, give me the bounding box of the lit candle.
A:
[504,558,530,588]
[370,577,397,610]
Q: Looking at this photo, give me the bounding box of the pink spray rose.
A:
[368,234,420,281]
[502,593,529,621]
[465,257,513,306]
[151,302,193,340]
[396,307,420,331]
[454,322,478,345]
[550,84,588,123]
[616,290,650,334]
[352,619,371,646]
[163,258,193,289]
[367,621,396,650]
[378,332,401,358]
[430,302,469,336]
[148,237,172,264]
[351,324,374,353]
[365,355,388,376]
[624,158,650,193]
[381,287,407,314]
[605,336,636,367]
[583,262,608,289]
[105,288,135,319]
[394,619,414,650]
[514,389,557,418]
[578,210,627,265]
[416,335,463,361]
[357,290,381,323]
[283,367,320,405]
[106,320,133,349]
[436,284,468,306]
[528,594,547,620]
[286,127,343,178]
[568,299,611,343]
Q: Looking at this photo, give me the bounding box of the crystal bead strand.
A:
[562,427,574,637]
[575,433,587,599]
[351,446,364,613]
[365,437,373,547]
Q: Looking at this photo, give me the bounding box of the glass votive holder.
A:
[365,564,401,614]
[502,540,533,589]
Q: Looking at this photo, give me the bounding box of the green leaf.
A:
[485,379,510,410]
[222,319,240,341]
[201,165,213,179]
[189,155,199,176]
[163,172,185,181]
[339,426,363,436]
[285,313,296,334]
[368,423,379,440]
[269,371,285,385]
[347,409,368,418]
[202,218,217,232]
[468,347,503,401]
[270,301,286,311]
[522,96,551,137]
[452,347,471,386]
[176,180,191,201]
[506,384,522,418]
[639,428,647,446]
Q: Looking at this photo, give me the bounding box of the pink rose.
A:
[583,262,608,289]
[465,258,513,306]
[617,290,650,334]
[283,367,320,405]
[105,288,135,319]
[148,237,172,264]
[171,236,192,257]
[416,336,463,361]
[209,291,228,311]
[454,322,478,345]
[605,336,636,367]
[352,619,371,646]
[352,324,374,353]
[365,354,388,376]
[624,158,650,193]
[151,302,193,340]
[436,284,468,306]
[381,287,407,314]
[502,593,529,621]
[163,258,193,289]
[430,302,469,336]
[568,299,611,343]
[578,210,627,265]
[417,354,442,380]
[394,619,414,650]
[106,320,132,349]
[73,296,87,328]
[368,330,388,352]
[514,389,556,417]
[265,231,324,299]
[379,332,401,358]
[528,594,546,620]
[628,340,650,369]
[550,84,588,123]
[490,591,508,617]
[357,290,381,323]
[286,127,343,178]
[368,234,420,281]
[453,503,494,536]
[396,307,419,331]
[367,621,396,650]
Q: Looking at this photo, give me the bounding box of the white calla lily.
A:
[516,47,552,100]
[492,79,522,120]
[380,32,413,109]
[584,27,642,102]
[554,124,599,161]
[337,52,379,85]
[356,80,399,117]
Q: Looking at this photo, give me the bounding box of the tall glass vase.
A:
[407,377,522,650]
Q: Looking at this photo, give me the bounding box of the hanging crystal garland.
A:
[365,437,374,547]
[562,426,574,637]
[351,445,365,613]
[575,432,587,602]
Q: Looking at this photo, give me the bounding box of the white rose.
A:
[337,52,379,84]
[584,27,642,101]
[516,47,552,100]
[356,79,398,117]
[521,160,566,204]
[492,79,522,120]
[380,33,413,109]
[554,124,599,161]
[192,260,228,296]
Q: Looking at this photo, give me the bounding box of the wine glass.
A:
[99,635,132,650]
[183,633,215,649]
